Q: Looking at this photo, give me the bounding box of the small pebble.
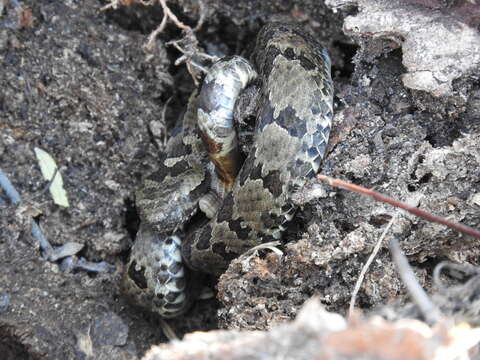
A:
[0,293,10,313]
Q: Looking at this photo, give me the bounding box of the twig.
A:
[142,0,215,84]
[193,0,206,32]
[245,240,283,257]
[146,13,168,49]
[1,167,56,258]
[433,261,480,289]
[389,237,443,324]
[168,40,219,63]
[60,256,116,273]
[158,0,190,31]
[145,0,192,49]
[105,0,215,83]
[236,241,283,270]
[100,0,154,11]
[0,168,113,272]
[167,38,216,83]
[103,0,197,49]
[0,168,21,204]
[31,220,55,260]
[349,214,398,317]
[316,174,480,240]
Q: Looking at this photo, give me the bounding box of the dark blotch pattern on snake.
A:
[122,22,334,318]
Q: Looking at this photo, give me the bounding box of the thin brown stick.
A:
[158,0,190,31]
[349,214,397,318]
[146,13,168,49]
[144,0,194,49]
[168,41,218,62]
[193,0,206,32]
[316,174,480,240]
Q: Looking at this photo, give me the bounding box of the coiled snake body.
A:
[123,22,334,318]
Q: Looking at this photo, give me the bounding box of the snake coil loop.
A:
[123,22,334,318]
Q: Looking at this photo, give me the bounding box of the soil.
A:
[0,0,479,359]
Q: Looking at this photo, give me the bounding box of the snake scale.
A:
[123,22,334,318]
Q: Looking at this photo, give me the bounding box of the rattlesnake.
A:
[123,22,334,318]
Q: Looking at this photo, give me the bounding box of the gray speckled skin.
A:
[124,22,334,317]
[183,22,333,275]
[135,92,209,234]
[123,92,209,318]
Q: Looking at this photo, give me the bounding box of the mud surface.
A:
[1,0,479,358]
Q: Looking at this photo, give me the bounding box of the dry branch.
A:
[316,174,480,240]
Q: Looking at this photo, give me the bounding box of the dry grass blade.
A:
[349,214,397,318]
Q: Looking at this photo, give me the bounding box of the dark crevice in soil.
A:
[413,256,449,275]
[424,123,462,148]
[124,197,140,241]
[332,40,358,79]
[368,214,393,228]
[104,3,172,34]
[0,326,40,360]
